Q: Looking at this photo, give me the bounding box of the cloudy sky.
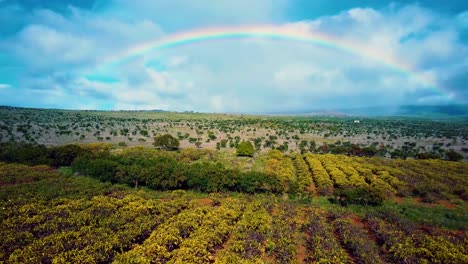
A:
[0,0,467,112]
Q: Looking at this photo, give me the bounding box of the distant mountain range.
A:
[265,104,468,117]
[2,104,468,117]
[335,104,468,117]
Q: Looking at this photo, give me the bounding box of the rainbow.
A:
[100,24,444,95]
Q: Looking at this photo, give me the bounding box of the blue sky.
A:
[0,0,467,112]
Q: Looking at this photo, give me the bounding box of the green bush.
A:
[0,142,51,165]
[333,186,384,206]
[236,141,255,157]
[47,144,89,167]
[445,149,463,161]
[72,157,119,183]
[153,134,180,151]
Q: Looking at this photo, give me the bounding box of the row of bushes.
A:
[0,142,384,203]
[0,142,304,195]
[71,154,288,194]
[0,142,90,167]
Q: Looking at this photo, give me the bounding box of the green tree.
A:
[236,141,255,157]
[48,144,88,167]
[445,149,463,161]
[153,134,180,151]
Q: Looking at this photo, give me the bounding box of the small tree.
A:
[153,134,180,151]
[445,149,463,161]
[236,141,255,157]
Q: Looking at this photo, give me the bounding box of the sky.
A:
[0,0,467,113]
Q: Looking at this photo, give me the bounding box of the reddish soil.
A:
[270,203,279,216]
[194,198,214,206]
[295,209,308,263]
[392,197,457,209]
[296,234,307,263]
[0,178,35,187]
[307,183,317,196]
[263,252,274,263]
[414,197,431,206]
[348,213,380,247]
[393,196,405,204]
[348,214,366,227]
[414,197,458,209]
[437,200,457,209]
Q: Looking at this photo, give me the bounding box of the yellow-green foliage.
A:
[268,203,299,263]
[337,163,368,187]
[330,210,383,264]
[292,154,314,194]
[0,162,55,185]
[115,205,214,263]
[267,149,283,160]
[1,158,467,264]
[278,157,296,182]
[378,158,468,200]
[80,142,113,155]
[215,197,273,264]
[350,161,396,197]
[4,194,187,263]
[315,154,367,187]
[116,146,174,160]
[160,198,244,264]
[304,155,333,195]
[317,155,349,187]
[367,216,468,264]
[264,150,295,193]
[304,208,349,263]
[178,148,214,163]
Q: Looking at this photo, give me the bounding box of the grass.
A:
[347,200,468,230]
[57,166,74,176]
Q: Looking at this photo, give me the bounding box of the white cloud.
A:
[4,8,164,72]
[167,56,188,68]
[0,3,466,111]
[13,25,94,68]
[347,8,382,24]
[0,84,11,89]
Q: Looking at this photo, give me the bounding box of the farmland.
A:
[0,107,467,263]
[0,156,468,263]
[0,140,467,263]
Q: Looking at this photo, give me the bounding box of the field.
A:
[1,106,467,159]
[1,142,467,263]
[0,107,467,263]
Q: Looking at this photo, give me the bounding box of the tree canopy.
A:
[236,141,255,157]
[153,134,180,151]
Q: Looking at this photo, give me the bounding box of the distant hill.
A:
[338,104,468,117]
[263,104,468,117]
[2,104,467,117]
[290,104,468,117]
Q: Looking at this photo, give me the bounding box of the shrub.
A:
[333,186,385,206]
[236,141,255,157]
[445,150,463,161]
[0,142,51,165]
[73,157,119,183]
[47,144,88,167]
[153,134,180,151]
